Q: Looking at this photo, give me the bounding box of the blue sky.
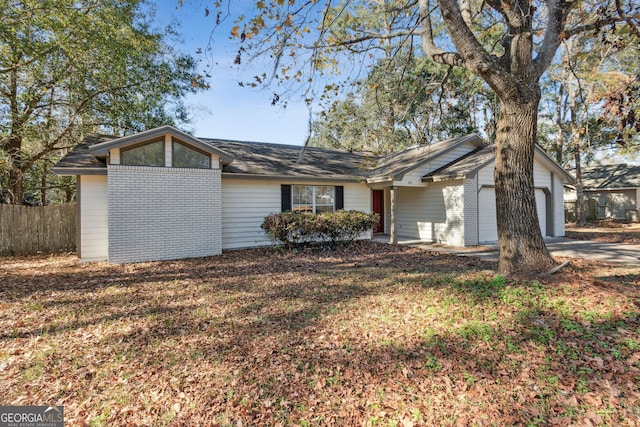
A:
[152,0,310,146]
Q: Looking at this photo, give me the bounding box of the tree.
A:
[207,0,639,274]
[539,27,640,224]
[0,0,207,205]
[310,51,493,153]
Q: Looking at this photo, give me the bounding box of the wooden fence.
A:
[564,199,598,223]
[0,203,76,256]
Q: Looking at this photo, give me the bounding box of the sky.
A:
[152,0,310,146]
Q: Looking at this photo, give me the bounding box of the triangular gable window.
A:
[173,140,211,169]
[121,139,164,166]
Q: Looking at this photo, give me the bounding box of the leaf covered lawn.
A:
[1,242,639,426]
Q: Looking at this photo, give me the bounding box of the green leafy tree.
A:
[310,52,494,153]
[0,0,207,204]
[209,0,638,274]
[540,28,640,224]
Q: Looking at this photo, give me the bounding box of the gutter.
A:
[52,167,107,176]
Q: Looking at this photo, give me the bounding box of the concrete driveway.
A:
[377,235,640,265]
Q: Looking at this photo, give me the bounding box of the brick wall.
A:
[108,165,221,263]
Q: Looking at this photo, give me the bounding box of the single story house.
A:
[565,164,640,221]
[54,125,573,263]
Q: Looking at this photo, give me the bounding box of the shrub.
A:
[261,210,380,249]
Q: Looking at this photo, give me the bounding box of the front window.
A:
[121,140,164,166]
[292,185,335,213]
[172,141,211,169]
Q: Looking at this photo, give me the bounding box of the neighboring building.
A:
[54,126,573,263]
[566,164,640,221]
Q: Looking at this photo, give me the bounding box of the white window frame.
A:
[292,185,335,214]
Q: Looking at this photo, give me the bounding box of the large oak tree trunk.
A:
[494,90,555,274]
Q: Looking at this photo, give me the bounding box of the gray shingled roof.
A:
[203,139,370,180]
[54,133,373,180]
[423,144,575,184]
[422,146,493,182]
[371,134,485,179]
[53,131,496,182]
[53,134,116,172]
[581,164,640,189]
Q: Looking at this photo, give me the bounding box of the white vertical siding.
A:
[221,179,371,250]
[78,175,109,261]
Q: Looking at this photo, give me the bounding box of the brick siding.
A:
[108,165,221,263]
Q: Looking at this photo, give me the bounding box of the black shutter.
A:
[335,186,344,210]
[281,185,292,212]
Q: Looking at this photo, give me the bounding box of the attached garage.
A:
[477,187,550,244]
[55,127,573,263]
[478,187,497,244]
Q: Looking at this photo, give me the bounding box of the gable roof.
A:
[52,134,116,175]
[54,129,371,180]
[422,146,492,182]
[423,144,575,183]
[580,164,640,189]
[370,134,485,180]
[89,125,235,164]
[54,126,573,184]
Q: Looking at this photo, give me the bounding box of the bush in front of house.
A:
[261,210,380,249]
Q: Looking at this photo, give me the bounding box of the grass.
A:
[0,241,639,426]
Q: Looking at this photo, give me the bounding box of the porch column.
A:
[390,186,397,245]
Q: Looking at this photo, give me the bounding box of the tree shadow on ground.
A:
[2,241,638,425]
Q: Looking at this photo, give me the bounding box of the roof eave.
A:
[422,174,467,183]
[366,175,394,184]
[585,186,640,191]
[222,172,368,183]
[393,134,486,180]
[53,167,107,176]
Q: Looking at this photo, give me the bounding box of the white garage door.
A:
[535,189,547,237]
[478,188,498,243]
[478,188,547,244]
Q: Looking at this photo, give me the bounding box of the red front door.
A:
[372,190,384,233]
